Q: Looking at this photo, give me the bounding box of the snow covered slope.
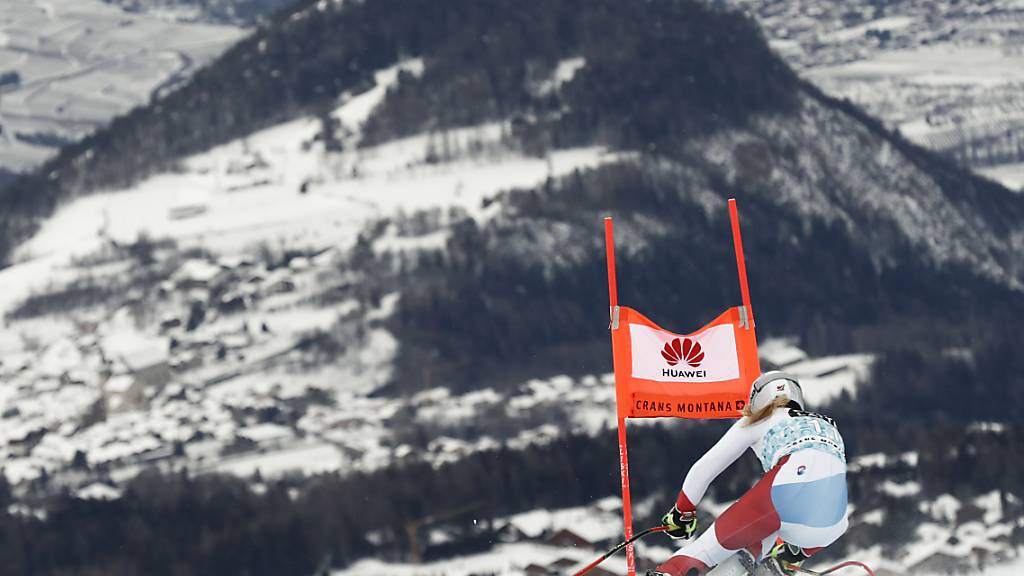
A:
[1,60,626,316]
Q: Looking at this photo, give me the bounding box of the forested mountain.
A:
[4,0,1023,357]
[2,0,1024,574]
[8,0,1023,277]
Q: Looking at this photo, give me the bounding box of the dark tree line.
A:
[0,423,722,576]
[361,0,799,151]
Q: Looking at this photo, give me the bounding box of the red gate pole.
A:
[604,217,637,575]
[728,199,755,329]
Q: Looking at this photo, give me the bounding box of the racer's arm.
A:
[675,418,761,511]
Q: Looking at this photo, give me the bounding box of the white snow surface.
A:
[334,59,424,135]
[978,163,1024,193]
[823,16,916,44]
[847,451,919,473]
[756,338,873,406]
[209,442,346,479]
[880,480,922,498]
[506,497,623,543]
[806,45,1024,88]
[532,56,586,96]
[758,337,808,368]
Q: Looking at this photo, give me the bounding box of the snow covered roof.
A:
[217,255,254,269]
[87,435,162,465]
[102,333,168,372]
[38,338,84,377]
[212,442,344,479]
[184,439,224,460]
[76,483,122,501]
[3,458,45,485]
[175,259,223,284]
[237,423,294,444]
[105,375,137,394]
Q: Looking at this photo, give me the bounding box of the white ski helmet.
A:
[748,371,804,413]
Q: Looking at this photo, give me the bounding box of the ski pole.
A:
[572,525,666,576]
[785,560,878,576]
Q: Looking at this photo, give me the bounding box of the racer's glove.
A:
[660,505,698,540]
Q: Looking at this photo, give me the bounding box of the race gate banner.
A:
[603,202,760,576]
[610,306,759,419]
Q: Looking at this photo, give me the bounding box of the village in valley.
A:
[0,212,873,516]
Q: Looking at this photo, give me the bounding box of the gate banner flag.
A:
[610,305,759,419]
[604,200,759,576]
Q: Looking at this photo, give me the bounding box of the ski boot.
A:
[760,542,810,576]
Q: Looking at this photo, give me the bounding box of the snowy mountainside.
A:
[1,0,1024,574]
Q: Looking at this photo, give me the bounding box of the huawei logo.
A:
[661,337,704,368]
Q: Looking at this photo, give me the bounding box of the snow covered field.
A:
[2,58,623,316]
[978,162,1024,193]
[0,0,246,172]
[734,0,1024,191]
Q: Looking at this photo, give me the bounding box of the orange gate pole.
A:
[728,199,755,329]
[604,217,637,575]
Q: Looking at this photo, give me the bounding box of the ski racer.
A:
[648,371,849,576]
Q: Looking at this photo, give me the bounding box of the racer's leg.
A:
[654,456,792,576]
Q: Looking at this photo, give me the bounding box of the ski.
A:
[785,560,878,576]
